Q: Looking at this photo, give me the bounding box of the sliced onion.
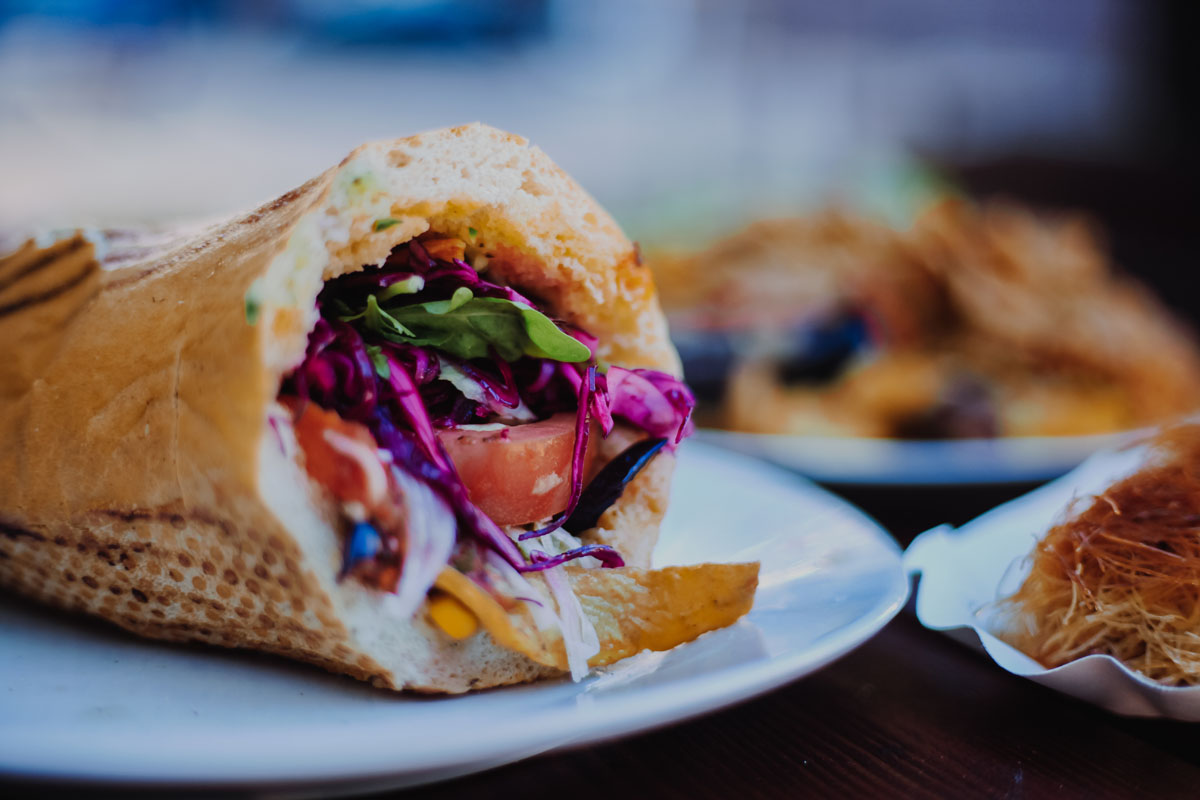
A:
[539,558,601,680]
[385,466,458,621]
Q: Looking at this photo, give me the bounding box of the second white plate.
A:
[698,428,1144,486]
[0,442,908,793]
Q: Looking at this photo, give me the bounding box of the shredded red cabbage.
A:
[335,241,533,307]
[368,412,528,568]
[527,546,625,571]
[454,355,523,411]
[520,365,595,540]
[562,324,600,358]
[606,367,695,445]
[527,360,557,393]
[589,369,615,434]
[292,319,378,421]
[381,350,452,472]
[285,238,694,580]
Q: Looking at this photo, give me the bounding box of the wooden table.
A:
[398,615,1200,800]
[393,482,1200,800]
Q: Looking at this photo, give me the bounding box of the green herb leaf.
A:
[377,274,425,301]
[446,286,474,312]
[364,295,416,339]
[519,305,590,361]
[468,227,478,238]
[373,218,400,232]
[359,290,589,363]
[244,295,260,326]
[366,345,390,379]
[327,297,357,319]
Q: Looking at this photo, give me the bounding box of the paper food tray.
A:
[905,442,1200,720]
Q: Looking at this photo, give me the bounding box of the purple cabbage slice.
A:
[606,367,695,445]
[526,545,625,571]
[520,364,596,540]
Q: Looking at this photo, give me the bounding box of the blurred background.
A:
[0,0,1194,306]
[1,0,1196,531]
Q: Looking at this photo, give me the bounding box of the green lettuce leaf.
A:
[366,344,390,379]
[378,274,425,301]
[352,288,589,363]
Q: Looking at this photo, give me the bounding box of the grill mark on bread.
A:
[99,509,155,522]
[0,263,97,318]
[0,521,45,542]
[0,237,86,294]
[101,234,220,290]
[4,512,333,633]
[105,181,319,290]
[240,184,310,225]
[97,507,234,533]
[102,266,161,290]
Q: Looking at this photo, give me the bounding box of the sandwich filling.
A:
[278,233,693,675]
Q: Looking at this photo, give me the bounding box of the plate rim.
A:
[697,427,1150,486]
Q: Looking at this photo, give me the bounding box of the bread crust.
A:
[0,124,680,692]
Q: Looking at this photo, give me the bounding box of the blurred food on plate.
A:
[652,197,1200,439]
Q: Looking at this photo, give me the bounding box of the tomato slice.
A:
[289,400,388,510]
[288,399,598,528]
[437,413,598,527]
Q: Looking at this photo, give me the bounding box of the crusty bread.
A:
[0,123,684,692]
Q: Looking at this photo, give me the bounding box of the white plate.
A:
[906,440,1200,720]
[698,428,1145,486]
[0,441,907,794]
